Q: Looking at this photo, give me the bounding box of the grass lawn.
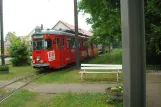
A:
[0,65,37,80]
[0,90,37,107]
[35,67,123,84]
[0,90,123,107]
[85,49,122,64]
[30,93,123,107]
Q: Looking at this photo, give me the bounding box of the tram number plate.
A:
[35,65,40,67]
[48,51,55,61]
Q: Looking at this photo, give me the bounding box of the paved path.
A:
[25,83,117,93]
[146,73,161,107]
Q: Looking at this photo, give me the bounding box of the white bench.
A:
[79,64,122,82]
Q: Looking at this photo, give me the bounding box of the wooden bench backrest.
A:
[81,64,122,70]
[81,64,122,67]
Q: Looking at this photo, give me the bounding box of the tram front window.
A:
[33,39,51,50]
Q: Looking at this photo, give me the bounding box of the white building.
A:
[52,20,92,36]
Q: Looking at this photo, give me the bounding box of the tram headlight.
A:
[40,60,43,63]
[33,60,35,64]
[36,56,40,61]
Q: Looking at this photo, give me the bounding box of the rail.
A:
[0,73,42,103]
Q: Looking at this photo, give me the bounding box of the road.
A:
[2,56,32,61]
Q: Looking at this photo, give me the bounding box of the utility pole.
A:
[0,0,5,65]
[121,0,146,107]
[74,0,80,69]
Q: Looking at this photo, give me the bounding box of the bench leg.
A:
[81,73,83,80]
[117,70,119,82]
[117,73,119,82]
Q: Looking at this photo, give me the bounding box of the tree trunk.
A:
[109,42,111,53]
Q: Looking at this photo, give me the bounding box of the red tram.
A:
[31,29,98,69]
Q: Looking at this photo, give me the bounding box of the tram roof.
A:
[32,29,89,38]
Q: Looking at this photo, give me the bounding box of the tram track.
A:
[0,73,43,103]
[0,74,37,89]
[0,62,77,103]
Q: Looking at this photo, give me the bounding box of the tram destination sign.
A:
[33,35,44,39]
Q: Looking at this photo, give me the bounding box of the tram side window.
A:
[79,39,82,48]
[61,38,64,48]
[93,44,97,48]
[83,40,88,48]
[67,38,81,48]
[72,38,76,48]
[55,38,59,49]
[45,39,52,50]
[87,42,90,48]
[67,38,74,48]
[67,38,70,48]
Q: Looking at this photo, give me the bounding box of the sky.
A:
[3,0,91,36]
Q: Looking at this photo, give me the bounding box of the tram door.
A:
[53,36,65,67]
[53,37,60,67]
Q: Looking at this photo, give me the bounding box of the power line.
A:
[47,0,52,3]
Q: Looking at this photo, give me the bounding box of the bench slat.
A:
[79,72,119,74]
[81,67,122,70]
[81,64,122,67]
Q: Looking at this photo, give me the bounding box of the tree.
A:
[79,0,161,64]
[5,32,16,42]
[144,0,161,64]
[8,34,31,66]
[78,0,121,51]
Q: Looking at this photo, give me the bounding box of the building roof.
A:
[52,20,93,36]
[4,40,11,46]
[0,40,11,46]
[17,36,27,39]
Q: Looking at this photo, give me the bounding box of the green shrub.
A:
[8,34,31,66]
[0,65,10,71]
